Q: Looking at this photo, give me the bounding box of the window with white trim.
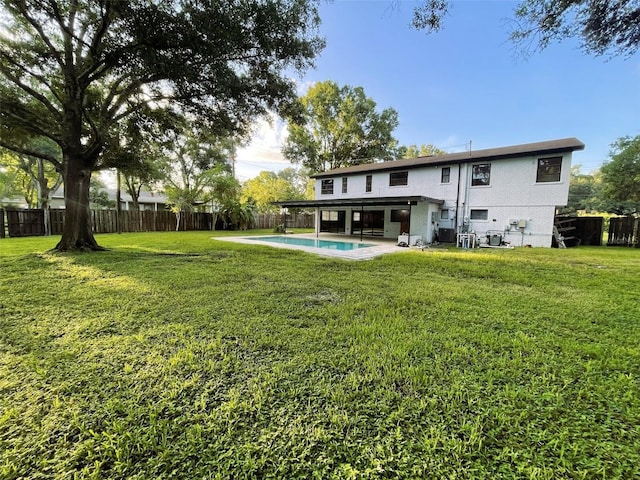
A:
[471,163,491,186]
[321,210,340,221]
[389,171,408,186]
[536,157,562,182]
[470,209,488,220]
[321,179,333,195]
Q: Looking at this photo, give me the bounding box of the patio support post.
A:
[360,204,364,242]
[283,208,287,235]
[408,201,412,243]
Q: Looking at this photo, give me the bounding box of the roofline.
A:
[311,137,585,178]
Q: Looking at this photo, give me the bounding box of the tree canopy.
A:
[102,108,172,211]
[242,167,311,213]
[564,164,603,214]
[161,120,241,227]
[411,0,640,57]
[282,81,399,173]
[600,135,640,215]
[397,144,445,159]
[0,0,323,250]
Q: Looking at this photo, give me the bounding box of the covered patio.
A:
[274,196,444,244]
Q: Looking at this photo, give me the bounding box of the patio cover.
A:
[273,196,444,209]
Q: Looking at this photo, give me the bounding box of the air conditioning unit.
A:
[489,233,502,246]
[439,228,456,243]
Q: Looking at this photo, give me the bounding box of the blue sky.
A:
[234,0,640,180]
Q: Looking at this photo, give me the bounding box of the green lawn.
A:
[1,232,638,479]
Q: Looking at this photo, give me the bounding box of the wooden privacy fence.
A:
[607,216,639,247]
[0,209,315,238]
[2,209,209,237]
[254,212,315,229]
[3,209,45,237]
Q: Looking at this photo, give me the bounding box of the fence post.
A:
[0,209,5,238]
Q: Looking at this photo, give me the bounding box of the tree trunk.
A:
[54,159,104,251]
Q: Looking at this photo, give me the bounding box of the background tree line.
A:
[566,135,640,216]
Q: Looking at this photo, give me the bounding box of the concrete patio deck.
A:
[213,233,409,260]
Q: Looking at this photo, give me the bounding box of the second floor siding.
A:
[314,152,572,207]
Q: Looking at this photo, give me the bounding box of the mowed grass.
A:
[0,232,639,479]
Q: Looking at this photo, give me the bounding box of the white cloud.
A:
[235,114,292,181]
[234,77,316,180]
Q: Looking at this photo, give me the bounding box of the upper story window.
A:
[441,167,451,183]
[471,163,491,186]
[365,175,372,192]
[321,179,334,195]
[342,177,348,193]
[537,157,562,182]
[389,171,408,186]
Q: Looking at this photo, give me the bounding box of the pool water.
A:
[250,236,374,250]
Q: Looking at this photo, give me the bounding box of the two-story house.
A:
[276,138,585,247]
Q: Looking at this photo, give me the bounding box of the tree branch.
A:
[78,2,115,84]
[1,104,61,145]
[104,74,163,121]
[0,55,63,118]
[16,3,65,69]
[0,140,63,171]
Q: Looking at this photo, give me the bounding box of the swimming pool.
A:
[249,236,375,250]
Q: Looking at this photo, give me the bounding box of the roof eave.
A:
[311,137,585,178]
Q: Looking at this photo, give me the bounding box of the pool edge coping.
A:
[212,234,406,260]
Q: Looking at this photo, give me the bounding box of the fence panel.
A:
[574,216,604,246]
[159,211,177,231]
[607,216,639,247]
[255,213,315,229]
[49,209,65,235]
[6,209,45,237]
[285,213,314,229]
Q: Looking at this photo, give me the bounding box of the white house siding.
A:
[310,139,581,247]
[458,155,571,247]
[304,138,584,247]
[315,167,459,200]
[463,206,557,247]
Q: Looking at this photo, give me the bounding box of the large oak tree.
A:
[0,0,323,250]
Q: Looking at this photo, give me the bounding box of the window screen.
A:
[389,171,408,186]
